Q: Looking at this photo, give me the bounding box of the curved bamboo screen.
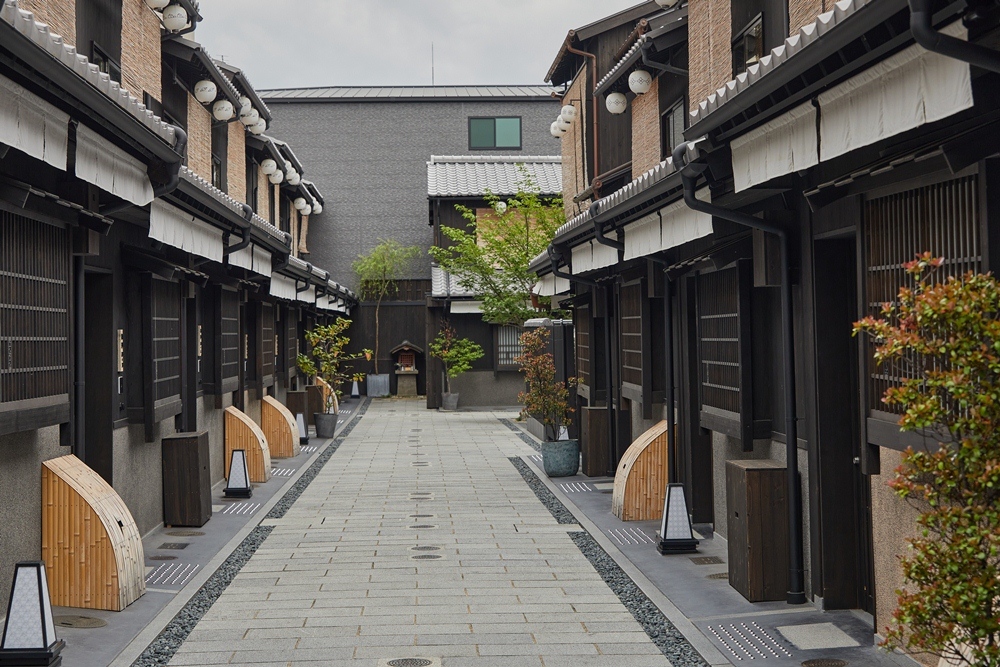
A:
[225,406,272,483]
[261,395,299,459]
[612,420,670,521]
[41,455,145,611]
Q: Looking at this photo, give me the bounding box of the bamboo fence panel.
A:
[261,395,299,458]
[612,420,670,521]
[225,406,272,483]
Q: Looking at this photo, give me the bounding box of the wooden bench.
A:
[612,420,670,521]
[262,396,299,459]
[225,406,272,483]
[41,455,145,610]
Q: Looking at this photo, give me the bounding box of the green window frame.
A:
[468,117,522,150]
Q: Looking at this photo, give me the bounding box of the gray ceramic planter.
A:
[314,412,337,439]
[441,393,459,411]
[542,439,579,477]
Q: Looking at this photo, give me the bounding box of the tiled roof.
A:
[216,60,272,122]
[0,0,176,145]
[594,7,688,96]
[261,86,556,101]
[689,0,871,126]
[427,156,562,197]
[287,256,357,300]
[179,166,288,244]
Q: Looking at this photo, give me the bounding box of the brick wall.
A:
[120,0,160,100]
[291,207,300,257]
[688,0,732,112]
[561,70,589,220]
[789,0,825,35]
[257,169,270,220]
[186,94,212,181]
[631,78,661,179]
[226,122,246,202]
[17,0,75,45]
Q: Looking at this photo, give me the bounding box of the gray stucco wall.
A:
[448,369,524,408]
[264,97,561,291]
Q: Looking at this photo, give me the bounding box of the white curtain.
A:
[229,243,272,275]
[623,211,661,261]
[571,242,593,274]
[269,274,299,300]
[149,200,223,262]
[0,74,68,170]
[731,102,818,192]
[591,239,619,270]
[819,21,973,162]
[75,124,154,205]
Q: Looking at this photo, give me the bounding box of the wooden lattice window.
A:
[0,212,70,415]
[286,306,298,378]
[698,268,740,413]
[260,302,275,380]
[150,278,182,403]
[620,283,643,387]
[496,325,523,369]
[576,304,591,388]
[219,287,240,386]
[864,175,981,415]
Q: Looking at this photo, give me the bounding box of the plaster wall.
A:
[447,370,523,408]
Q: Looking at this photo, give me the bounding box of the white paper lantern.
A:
[161,5,188,31]
[249,118,266,135]
[606,92,628,114]
[212,99,234,121]
[283,160,292,173]
[268,170,284,184]
[293,197,307,210]
[550,121,564,138]
[238,96,252,113]
[556,115,572,130]
[495,201,508,214]
[193,80,216,104]
[312,204,323,215]
[302,205,312,216]
[629,70,652,94]
[260,158,277,175]
[145,0,170,9]
[287,172,301,186]
[239,107,259,126]
[560,104,577,122]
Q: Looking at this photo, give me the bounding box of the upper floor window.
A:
[246,159,259,212]
[211,122,227,191]
[732,15,764,77]
[469,117,521,150]
[660,99,685,161]
[92,43,121,84]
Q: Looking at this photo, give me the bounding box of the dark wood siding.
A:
[0,212,70,414]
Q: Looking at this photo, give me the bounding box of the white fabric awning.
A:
[731,102,818,192]
[571,243,593,274]
[269,273,298,301]
[591,240,619,271]
[296,284,316,303]
[75,124,154,205]
[450,300,484,314]
[623,212,661,261]
[623,188,714,261]
[229,243,272,275]
[818,21,973,162]
[149,200,223,262]
[533,273,570,297]
[0,74,68,171]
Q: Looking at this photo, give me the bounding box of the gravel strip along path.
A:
[129,399,370,667]
[498,417,540,451]
[509,453,709,667]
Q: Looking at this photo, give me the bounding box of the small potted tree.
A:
[352,239,420,397]
[515,327,578,476]
[429,320,484,411]
[296,317,370,438]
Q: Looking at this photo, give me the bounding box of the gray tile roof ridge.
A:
[428,156,562,164]
[594,7,687,94]
[1,0,176,145]
[259,84,556,99]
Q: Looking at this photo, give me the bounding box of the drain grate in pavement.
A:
[607,527,655,545]
[409,514,435,518]
[222,502,261,516]
[706,572,729,579]
[802,660,848,667]
[149,555,177,561]
[157,543,189,550]
[54,615,107,629]
[559,482,592,493]
[271,467,295,477]
[166,530,204,537]
[691,555,724,565]
[707,621,793,660]
[387,659,433,667]
[146,563,201,586]
[408,524,437,529]
[410,545,440,551]
[411,554,442,560]
[301,445,318,453]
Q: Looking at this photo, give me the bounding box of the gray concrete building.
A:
[260,86,562,290]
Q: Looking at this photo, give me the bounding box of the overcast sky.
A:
[196,0,644,90]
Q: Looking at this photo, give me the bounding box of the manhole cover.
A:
[411,545,441,551]
[707,572,729,579]
[157,543,189,550]
[411,554,442,560]
[408,524,437,529]
[149,555,177,561]
[54,615,107,629]
[166,530,204,537]
[690,556,723,565]
[802,661,848,667]
[387,659,433,667]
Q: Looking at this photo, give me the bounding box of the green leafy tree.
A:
[515,327,576,442]
[854,252,1000,667]
[428,170,564,326]
[428,320,485,395]
[352,239,420,374]
[296,318,371,413]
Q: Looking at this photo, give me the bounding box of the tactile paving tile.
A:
[706,621,793,660]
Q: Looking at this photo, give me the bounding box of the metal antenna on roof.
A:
[431,42,435,85]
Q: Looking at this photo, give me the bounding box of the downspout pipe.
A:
[909,0,1000,73]
[672,141,806,606]
[591,204,624,252]
[640,40,688,77]
[223,204,255,256]
[547,244,599,288]
[565,38,600,189]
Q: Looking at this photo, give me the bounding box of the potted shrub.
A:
[515,327,578,477]
[429,320,484,411]
[297,317,370,438]
[352,239,420,397]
